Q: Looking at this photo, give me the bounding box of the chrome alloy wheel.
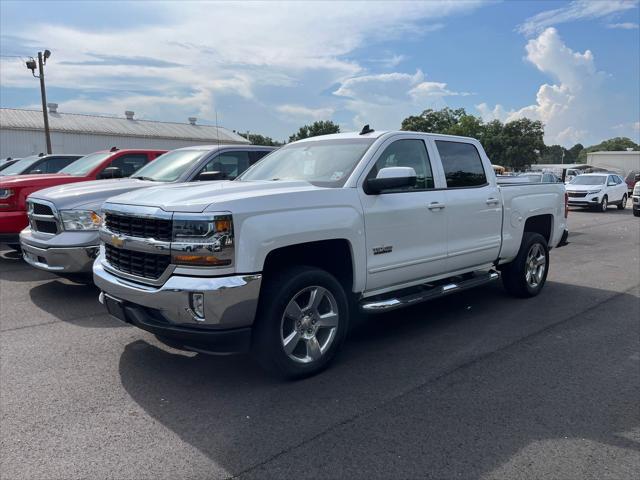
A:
[280,286,339,364]
[525,243,546,288]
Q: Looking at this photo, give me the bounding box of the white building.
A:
[0,105,249,158]
[586,150,640,177]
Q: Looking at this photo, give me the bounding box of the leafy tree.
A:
[540,144,567,164]
[400,107,467,134]
[566,143,584,162]
[289,120,340,142]
[498,118,545,170]
[578,137,639,160]
[238,132,282,146]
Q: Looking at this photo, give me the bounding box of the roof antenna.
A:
[360,124,374,135]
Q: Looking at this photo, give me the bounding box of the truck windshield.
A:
[237,138,374,187]
[570,175,606,185]
[130,149,209,182]
[58,152,111,176]
[0,155,40,176]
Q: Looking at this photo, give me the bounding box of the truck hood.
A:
[106,180,325,212]
[0,173,82,188]
[29,178,159,211]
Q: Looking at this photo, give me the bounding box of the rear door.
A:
[359,136,448,293]
[432,139,502,272]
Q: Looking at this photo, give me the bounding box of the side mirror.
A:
[607,182,616,186]
[365,167,416,194]
[196,170,224,181]
[98,166,123,179]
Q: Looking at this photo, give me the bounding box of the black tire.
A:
[617,195,627,210]
[500,232,549,298]
[634,209,640,217]
[599,195,608,212]
[252,265,349,379]
[7,243,21,252]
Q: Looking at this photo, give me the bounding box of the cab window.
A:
[366,139,434,191]
[436,140,488,188]
[103,154,149,177]
[199,151,251,180]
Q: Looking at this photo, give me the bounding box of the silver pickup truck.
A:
[20,145,275,279]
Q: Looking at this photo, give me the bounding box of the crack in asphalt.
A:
[228,283,640,480]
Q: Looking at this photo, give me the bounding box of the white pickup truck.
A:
[95,129,569,378]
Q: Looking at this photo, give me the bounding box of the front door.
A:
[359,137,448,293]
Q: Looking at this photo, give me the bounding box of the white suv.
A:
[566,173,628,212]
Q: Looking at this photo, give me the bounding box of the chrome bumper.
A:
[93,254,262,329]
[21,241,98,272]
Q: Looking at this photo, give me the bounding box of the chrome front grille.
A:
[104,244,170,280]
[105,213,172,241]
[28,200,59,235]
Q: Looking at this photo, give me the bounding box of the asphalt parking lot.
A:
[1,206,638,480]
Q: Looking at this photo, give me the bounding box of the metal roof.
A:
[0,108,250,144]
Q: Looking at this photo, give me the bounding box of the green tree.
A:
[499,118,545,170]
[289,120,340,142]
[578,137,639,160]
[238,132,282,146]
[566,143,584,162]
[400,107,467,133]
[541,144,567,163]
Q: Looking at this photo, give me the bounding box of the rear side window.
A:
[200,151,251,180]
[106,154,149,177]
[25,157,75,174]
[436,141,487,188]
[367,139,434,191]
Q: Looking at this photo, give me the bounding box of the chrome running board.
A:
[360,270,500,313]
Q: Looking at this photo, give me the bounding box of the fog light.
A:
[190,292,205,320]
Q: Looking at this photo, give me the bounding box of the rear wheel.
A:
[500,232,549,298]
[252,266,349,379]
[617,195,627,210]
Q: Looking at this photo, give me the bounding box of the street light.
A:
[26,50,52,154]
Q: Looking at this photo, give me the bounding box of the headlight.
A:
[587,189,601,194]
[0,188,14,200]
[60,210,102,231]
[171,214,234,267]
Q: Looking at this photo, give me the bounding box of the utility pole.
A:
[26,50,52,154]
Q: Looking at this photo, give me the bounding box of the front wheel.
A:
[500,232,549,298]
[617,195,627,210]
[599,196,608,212]
[252,266,349,379]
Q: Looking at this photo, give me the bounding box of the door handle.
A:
[428,202,445,210]
[486,197,500,206]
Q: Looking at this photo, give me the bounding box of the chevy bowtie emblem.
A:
[110,235,125,248]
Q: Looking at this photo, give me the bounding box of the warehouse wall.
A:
[0,129,245,158]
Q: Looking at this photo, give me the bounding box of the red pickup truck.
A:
[0,148,166,248]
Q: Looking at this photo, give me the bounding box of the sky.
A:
[0,0,638,146]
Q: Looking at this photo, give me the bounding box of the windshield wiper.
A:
[131,176,156,181]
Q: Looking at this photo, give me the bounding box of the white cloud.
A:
[475,28,624,146]
[0,1,486,137]
[333,69,469,129]
[276,104,335,121]
[518,0,638,36]
[606,22,640,29]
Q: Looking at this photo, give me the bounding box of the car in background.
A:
[565,173,628,212]
[624,170,640,194]
[0,148,166,249]
[0,154,82,177]
[632,180,640,217]
[20,145,275,278]
[0,158,20,172]
[518,172,563,183]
